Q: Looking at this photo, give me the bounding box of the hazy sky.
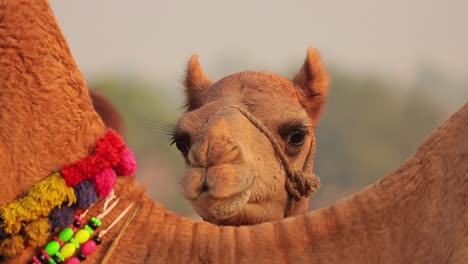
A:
[50,0,468,91]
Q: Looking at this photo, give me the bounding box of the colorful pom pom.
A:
[93,169,116,197]
[61,165,85,187]
[61,129,127,187]
[116,149,136,175]
[49,204,76,229]
[74,181,98,209]
[94,129,126,166]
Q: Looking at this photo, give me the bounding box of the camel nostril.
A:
[199,182,209,193]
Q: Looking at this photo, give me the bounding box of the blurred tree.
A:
[89,76,180,159]
[312,69,446,208]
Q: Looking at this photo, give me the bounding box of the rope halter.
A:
[224,105,320,201]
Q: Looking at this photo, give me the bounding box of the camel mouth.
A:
[183,164,255,199]
[191,188,252,222]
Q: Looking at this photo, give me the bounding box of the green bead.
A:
[60,243,76,259]
[58,227,74,242]
[91,217,102,226]
[75,229,91,244]
[84,225,94,234]
[70,238,80,248]
[55,252,64,261]
[48,257,56,264]
[44,240,60,255]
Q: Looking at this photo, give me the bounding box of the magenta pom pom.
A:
[115,149,136,176]
[92,168,116,197]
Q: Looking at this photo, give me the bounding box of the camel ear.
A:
[184,55,213,110]
[293,47,329,122]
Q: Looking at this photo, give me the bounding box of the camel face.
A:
[175,49,329,225]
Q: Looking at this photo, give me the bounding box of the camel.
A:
[176,46,327,225]
[0,1,467,263]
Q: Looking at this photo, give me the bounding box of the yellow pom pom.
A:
[0,235,25,258]
[24,217,50,247]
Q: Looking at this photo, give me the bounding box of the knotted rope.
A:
[225,105,320,200]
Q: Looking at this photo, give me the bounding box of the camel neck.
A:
[309,104,468,262]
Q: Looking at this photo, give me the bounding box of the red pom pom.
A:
[93,168,117,197]
[61,129,133,187]
[62,165,85,187]
[81,155,109,179]
[94,129,126,166]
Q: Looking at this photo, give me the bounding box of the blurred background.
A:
[51,0,467,218]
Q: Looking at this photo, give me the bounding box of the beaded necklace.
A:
[31,195,136,264]
[0,129,137,260]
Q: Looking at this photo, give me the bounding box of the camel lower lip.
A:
[195,190,245,206]
[192,190,251,221]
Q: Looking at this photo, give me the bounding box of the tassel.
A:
[23,218,50,247]
[0,235,24,258]
[75,180,98,209]
[49,204,76,229]
[0,173,76,234]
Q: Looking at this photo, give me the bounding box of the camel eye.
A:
[175,140,190,155]
[288,130,307,146]
[170,132,191,156]
[278,122,309,151]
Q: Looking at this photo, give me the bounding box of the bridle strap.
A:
[284,134,319,217]
[224,105,320,202]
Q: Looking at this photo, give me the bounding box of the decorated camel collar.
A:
[0,129,137,262]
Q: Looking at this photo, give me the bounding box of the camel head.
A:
[174,48,329,225]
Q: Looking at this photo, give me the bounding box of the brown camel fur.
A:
[0,1,467,263]
[177,48,327,225]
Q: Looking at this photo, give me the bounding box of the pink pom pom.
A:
[93,168,116,197]
[115,149,136,176]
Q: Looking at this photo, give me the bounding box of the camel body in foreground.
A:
[0,1,467,263]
